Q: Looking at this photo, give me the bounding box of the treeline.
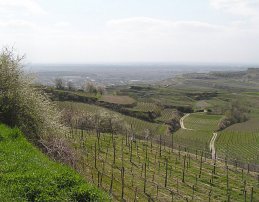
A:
[55,78,105,95]
[62,107,129,136]
[185,91,218,101]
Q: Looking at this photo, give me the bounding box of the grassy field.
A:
[69,130,259,201]
[173,113,222,152]
[216,118,259,164]
[0,124,109,201]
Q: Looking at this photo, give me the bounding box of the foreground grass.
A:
[0,124,109,201]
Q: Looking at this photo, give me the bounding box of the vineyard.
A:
[184,113,221,131]
[173,113,222,152]
[69,129,259,201]
[53,84,259,202]
[216,118,259,164]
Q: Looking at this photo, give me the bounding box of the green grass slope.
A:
[0,124,109,201]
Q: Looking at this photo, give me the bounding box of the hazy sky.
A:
[0,0,259,64]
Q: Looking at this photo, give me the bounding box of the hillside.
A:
[0,124,109,201]
[66,129,259,201]
[3,53,259,201]
[161,68,259,91]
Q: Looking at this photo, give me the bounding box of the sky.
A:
[0,0,259,64]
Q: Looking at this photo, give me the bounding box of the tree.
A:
[67,81,75,91]
[55,78,64,90]
[82,81,106,95]
[83,82,97,94]
[97,85,106,95]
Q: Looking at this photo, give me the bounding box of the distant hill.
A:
[161,68,259,91]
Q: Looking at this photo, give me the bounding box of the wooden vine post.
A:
[121,166,125,200]
[165,158,168,187]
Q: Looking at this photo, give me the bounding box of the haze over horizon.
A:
[1,0,259,65]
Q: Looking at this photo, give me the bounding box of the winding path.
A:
[180,113,192,130]
[209,132,218,160]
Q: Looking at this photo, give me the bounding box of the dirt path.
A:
[210,132,218,160]
[180,113,193,130]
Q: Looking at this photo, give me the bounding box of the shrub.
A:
[218,101,249,130]
[0,48,77,165]
[0,48,66,140]
[167,110,182,132]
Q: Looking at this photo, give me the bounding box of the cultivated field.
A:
[69,130,259,201]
